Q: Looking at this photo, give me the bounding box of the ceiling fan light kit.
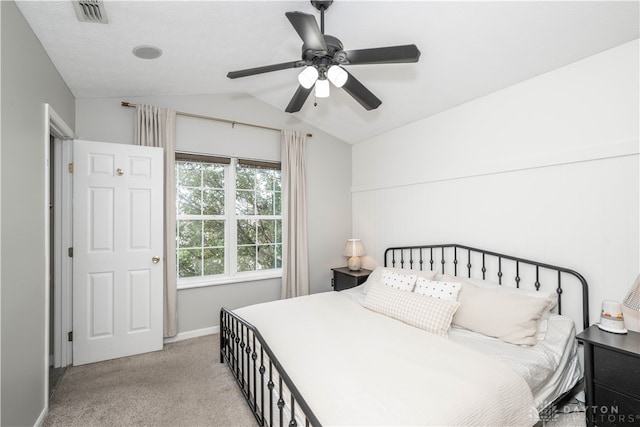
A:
[315,78,330,98]
[298,66,319,89]
[227,0,420,113]
[327,65,348,88]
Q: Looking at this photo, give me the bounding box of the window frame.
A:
[176,155,283,290]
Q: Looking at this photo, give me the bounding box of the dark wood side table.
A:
[331,267,372,291]
[576,325,640,427]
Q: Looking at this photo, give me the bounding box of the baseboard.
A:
[34,405,47,427]
[163,326,220,344]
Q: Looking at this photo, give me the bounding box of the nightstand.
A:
[331,267,372,291]
[576,325,640,427]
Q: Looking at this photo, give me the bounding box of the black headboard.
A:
[384,243,589,330]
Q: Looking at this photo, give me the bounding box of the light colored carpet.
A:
[45,335,256,426]
[46,334,586,426]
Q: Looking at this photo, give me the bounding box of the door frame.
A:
[45,103,75,406]
[52,138,73,368]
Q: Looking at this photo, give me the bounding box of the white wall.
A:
[76,94,352,335]
[1,1,76,425]
[352,40,639,330]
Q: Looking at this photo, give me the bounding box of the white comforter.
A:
[234,291,539,426]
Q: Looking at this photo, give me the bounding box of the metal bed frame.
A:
[220,243,590,427]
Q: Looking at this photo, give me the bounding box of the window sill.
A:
[177,270,283,290]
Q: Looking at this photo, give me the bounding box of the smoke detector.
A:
[72,0,107,24]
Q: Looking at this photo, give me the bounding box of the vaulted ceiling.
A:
[16,1,640,144]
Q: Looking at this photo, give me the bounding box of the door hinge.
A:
[68,163,74,173]
[68,331,73,342]
[68,247,73,257]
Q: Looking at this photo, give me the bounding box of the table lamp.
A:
[622,274,640,332]
[622,274,640,311]
[343,239,366,271]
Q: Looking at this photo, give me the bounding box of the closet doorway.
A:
[46,104,74,407]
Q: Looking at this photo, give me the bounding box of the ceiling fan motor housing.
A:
[302,34,344,71]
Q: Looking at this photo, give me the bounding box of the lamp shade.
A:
[315,79,330,98]
[327,65,348,88]
[343,239,366,257]
[298,66,319,89]
[623,274,640,311]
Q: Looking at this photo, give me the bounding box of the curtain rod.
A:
[121,102,312,138]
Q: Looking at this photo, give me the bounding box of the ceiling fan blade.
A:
[285,11,327,52]
[342,71,382,111]
[338,44,421,65]
[227,60,306,79]
[285,85,313,113]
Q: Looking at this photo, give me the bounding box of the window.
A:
[235,161,282,272]
[176,154,282,286]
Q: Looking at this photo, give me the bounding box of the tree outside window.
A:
[236,165,282,272]
[175,156,282,282]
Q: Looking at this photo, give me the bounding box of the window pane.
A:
[177,220,202,248]
[237,220,256,245]
[236,167,254,190]
[274,191,281,215]
[274,173,281,191]
[177,187,201,215]
[257,220,275,244]
[236,190,255,215]
[203,248,224,275]
[178,249,202,278]
[203,164,224,188]
[202,189,224,215]
[177,162,202,187]
[256,169,274,191]
[275,244,282,268]
[257,245,275,270]
[275,219,282,243]
[237,246,256,272]
[203,220,225,247]
[256,190,274,215]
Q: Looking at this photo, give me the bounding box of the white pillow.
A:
[364,282,460,337]
[414,278,461,301]
[362,266,437,293]
[438,275,553,346]
[464,277,558,310]
[441,274,554,341]
[380,269,418,291]
[436,275,552,346]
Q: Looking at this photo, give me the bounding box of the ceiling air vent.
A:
[72,0,107,24]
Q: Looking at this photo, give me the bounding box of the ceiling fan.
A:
[227,0,421,113]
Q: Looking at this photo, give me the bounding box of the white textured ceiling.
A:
[16,1,640,144]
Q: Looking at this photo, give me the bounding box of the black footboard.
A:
[220,308,321,427]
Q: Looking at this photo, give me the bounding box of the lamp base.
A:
[347,256,361,271]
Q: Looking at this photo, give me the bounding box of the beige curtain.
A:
[135,104,178,337]
[281,130,310,298]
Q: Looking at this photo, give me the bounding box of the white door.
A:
[73,140,164,365]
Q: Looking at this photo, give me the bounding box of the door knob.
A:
[152,256,161,264]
